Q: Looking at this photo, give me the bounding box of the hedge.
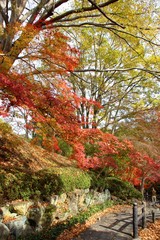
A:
[0,167,91,201]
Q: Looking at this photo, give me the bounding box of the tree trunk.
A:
[140,177,146,199]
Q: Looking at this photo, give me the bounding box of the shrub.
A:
[105,177,142,200]
[0,170,37,201]
[42,204,57,226]
[0,169,61,201]
[58,167,91,192]
[89,171,142,200]
[0,167,91,202]
[58,139,73,157]
[0,120,23,162]
[36,169,63,197]
[89,170,107,191]
[0,119,13,134]
[37,167,91,195]
[84,142,99,157]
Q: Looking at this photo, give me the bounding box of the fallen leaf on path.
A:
[56,204,131,240]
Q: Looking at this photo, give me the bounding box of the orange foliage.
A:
[71,129,132,170]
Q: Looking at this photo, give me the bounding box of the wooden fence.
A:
[133,202,160,239]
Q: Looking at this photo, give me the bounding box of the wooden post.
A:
[133,203,139,239]
[152,210,155,223]
[142,201,146,229]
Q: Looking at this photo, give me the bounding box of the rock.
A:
[84,188,89,193]
[58,193,67,204]
[0,188,111,239]
[0,208,3,222]
[10,201,33,216]
[0,222,10,240]
[68,201,78,213]
[27,203,44,227]
[105,189,111,200]
[1,206,17,219]
[85,194,93,206]
[50,195,59,205]
[55,211,69,221]
[78,194,85,209]
[111,195,118,201]
[6,215,41,239]
[6,216,27,238]
[68,192,79,213]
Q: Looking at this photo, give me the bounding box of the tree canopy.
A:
[0,0,159,70]
[0,0,160,192]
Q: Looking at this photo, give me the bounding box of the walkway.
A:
[72,203,160,240]
[72,206,133,240]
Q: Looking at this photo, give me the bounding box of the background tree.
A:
[0,0,122,72]
[0,1,159,117]
[64,4,160,131]
[116,108,160,158]
[115,108,160,194]
[0,0,159,72]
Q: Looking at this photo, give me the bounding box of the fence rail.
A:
[133,201,160,239]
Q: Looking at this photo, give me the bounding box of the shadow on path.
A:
[72,229,132,240]
[72,209,133,240]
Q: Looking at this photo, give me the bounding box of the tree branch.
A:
[37,0,119,28]
[50,22,160,47]
[74,68,160,78]
[88,0,124,28]
[0,4,8,24]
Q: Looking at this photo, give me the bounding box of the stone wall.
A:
[0,188,110,239]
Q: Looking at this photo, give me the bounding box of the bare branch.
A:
[108,27,160,47]
[56,14,101,22]
[74,67,160,78]
[88,0,124,28]
[51,22,116,28]
[0,4,8,24]
[35,0,69,26]
[27,0,49,24]
[16,0,28,19]
[51,22,160,47]
[37,0,119,28]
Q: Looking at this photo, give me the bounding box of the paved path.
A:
[72,203,160,240]
[72,207,133,240]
